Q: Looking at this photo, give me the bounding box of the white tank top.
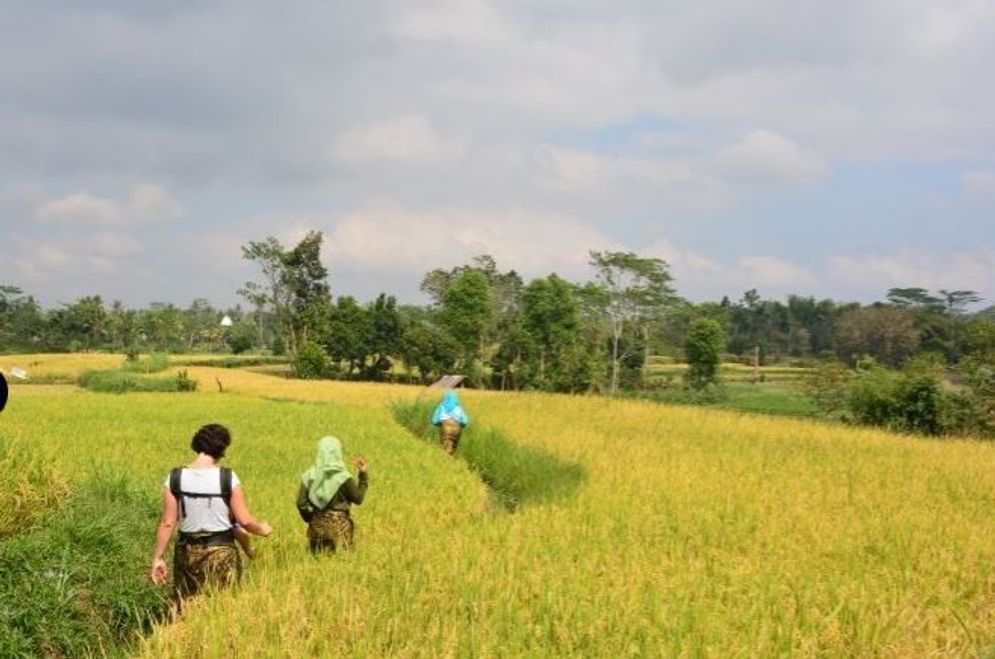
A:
[163,467,241,533]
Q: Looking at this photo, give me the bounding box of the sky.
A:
[1,0,993,309]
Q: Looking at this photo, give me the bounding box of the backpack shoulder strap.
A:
[220,467,233,506]
[169,467,185,518]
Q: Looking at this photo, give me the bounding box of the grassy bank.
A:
[392,398,585,510]
[0,472,171,658]
[79,369,197,394]
[632,381,820,419]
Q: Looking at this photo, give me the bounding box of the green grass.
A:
[392,399,585,510]
[646,362,812,383]
[717,383,820,417]
[121,353,170,374]
[78,370,197,394]
[6,371,995,655]
[0,472,171,658]
[632,382,820,419]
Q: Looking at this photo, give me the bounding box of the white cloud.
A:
[391,1,508,45]
[325,204,616,278]
[87,232,143,262]
[534,145,729,213]
[127,183,184,222]
[1,232,144,283]
[711,130,827,184]
[739,255,816,287]
[1,3,994,306]
[331,116,462,163]
[533,131,825,214]
[645,240,819,300]
[35,192,119,225]
[827,249,995,300]
[34,184,183,226]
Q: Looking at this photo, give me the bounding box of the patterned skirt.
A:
[308,509,355,553]
[439,419,462,455]
[173,542,242,599]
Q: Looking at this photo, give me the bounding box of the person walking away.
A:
[432,391,469,455]
[150,424,272,600]
[297,436,369,553]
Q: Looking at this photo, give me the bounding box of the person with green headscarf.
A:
[296,436,369,553]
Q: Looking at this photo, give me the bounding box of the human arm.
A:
[341,459,369,504]
[233,525,256,559]
[296,483,315,522]
[150,487,178,585]
[229,485,273,537]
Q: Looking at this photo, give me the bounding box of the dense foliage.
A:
[2,235,992,409]
[684,318,725,390]
[804,356,993,437]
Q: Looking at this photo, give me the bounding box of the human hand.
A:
[257,522,273,537]
[150,558,168,585]
[353,457,368,473]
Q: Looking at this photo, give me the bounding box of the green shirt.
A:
[296,472,368,520]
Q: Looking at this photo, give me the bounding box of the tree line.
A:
[2,232,992,397]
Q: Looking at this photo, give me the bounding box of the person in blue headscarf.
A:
[432,391,470,455]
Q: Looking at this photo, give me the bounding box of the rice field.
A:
[645,362,812,383]
[0,352,127,383]
[2,354,995,657]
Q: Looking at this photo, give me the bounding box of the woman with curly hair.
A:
[150,424,272,599]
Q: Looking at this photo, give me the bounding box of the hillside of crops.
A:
[1,356,994,656]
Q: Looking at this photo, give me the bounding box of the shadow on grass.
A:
[392,399,585,512]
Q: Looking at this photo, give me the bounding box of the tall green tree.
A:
[400,321,459,384]
[521,274,581,389]
[324,296,370,376]
[241,231,332,370]
[685,318,725,390]
[835,305,920,367]
[107,300,138,351]
[588,250,675,395]
[0,286,45,350]
[60,296,107,350]
[184,298,221,350]
[939,290,982,315]
[142,303,183,351]
[439,270,493,380]
[886,287,944,313]
[365,293,402,380]
[237,282,270,350]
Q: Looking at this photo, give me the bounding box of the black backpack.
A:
[168,466,233,519]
